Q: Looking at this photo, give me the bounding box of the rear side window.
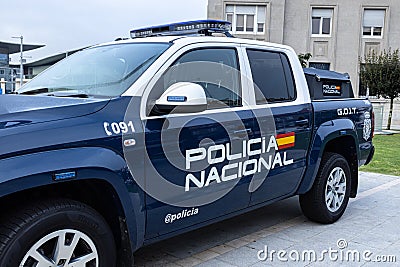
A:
[246,49,296,104]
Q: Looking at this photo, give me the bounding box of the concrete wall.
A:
[286,0,400,97]
[13,78,30,91]
[371,99,400,131]
[208,0,286,43]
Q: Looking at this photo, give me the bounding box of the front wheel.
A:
[300,152,351,224]
[0,199,116,267]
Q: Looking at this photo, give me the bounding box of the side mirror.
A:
[153,82,207,115]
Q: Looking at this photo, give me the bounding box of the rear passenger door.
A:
[244,48,313,205]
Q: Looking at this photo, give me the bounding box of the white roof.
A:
[95,35,294,52]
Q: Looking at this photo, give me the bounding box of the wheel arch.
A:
[0,177,139,266]
[323,135,358,198]
[297,119,359,197]
[0,147,146,266]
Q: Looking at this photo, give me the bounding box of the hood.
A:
[0,94,110,129]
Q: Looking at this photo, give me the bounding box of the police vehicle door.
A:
[244,48,312,205]
[142,44,255,238]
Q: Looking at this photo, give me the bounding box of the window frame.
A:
[145,46,244,116]
[362,9,386,38]
[225,4,266,34]
[311,8,334,37]
[245,48,297,105]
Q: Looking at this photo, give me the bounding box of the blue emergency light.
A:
[130,20,232,38]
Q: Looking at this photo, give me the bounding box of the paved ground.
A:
[135,172,400,266]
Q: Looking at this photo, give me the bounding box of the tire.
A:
[300,152,351,224]
[0,199,116,267]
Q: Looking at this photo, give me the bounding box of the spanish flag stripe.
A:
[277,136,295,146]
[276,132,295,149]
[276,132,295,138]
[278,143,295,149]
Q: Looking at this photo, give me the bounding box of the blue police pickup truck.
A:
[0,21,374,266]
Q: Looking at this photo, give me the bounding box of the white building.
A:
[207,0,400,97]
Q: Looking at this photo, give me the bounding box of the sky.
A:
[1,0,208,64]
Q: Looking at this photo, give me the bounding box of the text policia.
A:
[184,133,295,192]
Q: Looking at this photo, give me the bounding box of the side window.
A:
[281,54,296,100]
[246,49,296,104]
[147,48,242,115]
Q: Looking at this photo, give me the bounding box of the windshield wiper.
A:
[19,88,50,95]
[19,88,90,98]
[46,91,90,98]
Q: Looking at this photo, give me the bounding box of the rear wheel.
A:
[300,152,351,223]
[0,199,116,267]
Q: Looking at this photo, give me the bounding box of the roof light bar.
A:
[130,20,232,38]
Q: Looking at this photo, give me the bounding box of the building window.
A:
[311,8,333,36]
[0,54,8,67]
[309,62,330,70]
[226,5,266,34]
[0,69,4,75]
[363,9,385,37]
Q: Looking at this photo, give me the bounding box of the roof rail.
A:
[130,20,233,38]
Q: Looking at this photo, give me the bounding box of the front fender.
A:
[297,118,358,194]
[0,146,145,252]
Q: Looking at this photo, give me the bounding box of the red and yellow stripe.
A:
[276,132,295,149]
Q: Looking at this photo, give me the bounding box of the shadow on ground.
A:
[134,196,303,265]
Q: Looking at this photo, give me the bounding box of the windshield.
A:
[18,43,170,97]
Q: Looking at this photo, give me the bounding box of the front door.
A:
[142,46,255,238]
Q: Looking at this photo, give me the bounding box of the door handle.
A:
[233,128,252,136]
[296,119,309,127]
